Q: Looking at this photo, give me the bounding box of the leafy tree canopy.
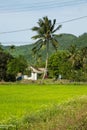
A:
[7,55,28,76]
[0,51,13,81]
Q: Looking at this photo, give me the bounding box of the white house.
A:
[23,66,46,80]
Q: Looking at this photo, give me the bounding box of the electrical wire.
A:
[57,15,87,24]
[0,0,84,7]
[0,28,31,34]
[0,15,87,35]
[1,42,32,45]
[0,0,86,13]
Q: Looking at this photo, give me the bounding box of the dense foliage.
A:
[1,33,87,81]
[0,50,14,81]
[72,33,87,48]
[3,33,87,64]
[0,48,28,81]
[48,51,71,79]
[48,46,87,81]
[3,33,77,64]
[7,56,28,76]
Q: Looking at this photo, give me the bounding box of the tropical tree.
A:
[7,56,28,77]
[0,51,13,81]
[31,16,62,79]
[48,51,71,79]
[80,47,87,68]
[68,45,78,68]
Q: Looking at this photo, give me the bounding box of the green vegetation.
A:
[0,84,87,129]
[1,33,87,82]
[7,56,28,76]
[48,46,87,81]
[0,48,28,82]
[3,33,77,64]
[0,17,87,130]
[72,33,87,48]
[3,33,87,64]
[0,50,14,81]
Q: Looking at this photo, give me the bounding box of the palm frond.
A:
[32,26,39,31]
[37,42,44,51]
[43,16,51,31]
[51,38,59,51]
[51,19,56,32]
[49,20,52,28]
[43,16,48,23]
[38,18,44,27]
[32,39,44,54]
[53,34,63,37]
[52,25,62,33]
[32,46,37,54]
[32,35,42,40]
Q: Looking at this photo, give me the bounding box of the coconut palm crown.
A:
[31,16,62,79]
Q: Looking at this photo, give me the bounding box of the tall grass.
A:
[21,96,87,130]
[0,84,87,129]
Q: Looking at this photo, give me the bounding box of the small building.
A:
[23,72,37,80]
[23,66,46,80]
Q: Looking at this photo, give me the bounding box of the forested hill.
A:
[72,33,87,48]
[3,33,87,63]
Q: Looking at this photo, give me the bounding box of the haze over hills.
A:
[2,33,87,63]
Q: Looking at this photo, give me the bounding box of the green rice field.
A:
[0,83,87,129]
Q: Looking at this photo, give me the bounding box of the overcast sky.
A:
[0,0,87,45]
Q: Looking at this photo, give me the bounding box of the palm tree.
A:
[81,47,87,68]
[68,45,78,68]
[31,16,62,79]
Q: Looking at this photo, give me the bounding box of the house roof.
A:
[30,66,46,74]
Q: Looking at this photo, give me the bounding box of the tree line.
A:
[0,16,87,82]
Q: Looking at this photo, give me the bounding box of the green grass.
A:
[0,84,87,129]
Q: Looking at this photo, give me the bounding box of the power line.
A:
[57,15,87,24]
[1,41,32,45]
[0,0,84,8]
[0,15,87,35]
[0,28,31,34]
[0,0,87,13]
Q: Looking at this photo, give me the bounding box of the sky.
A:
[0,0,87,46]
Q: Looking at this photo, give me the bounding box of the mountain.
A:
[2,33,87,63]
[55,33,77,49]
[72,33,87,48]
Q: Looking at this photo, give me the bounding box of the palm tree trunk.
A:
[42,41,49,80]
